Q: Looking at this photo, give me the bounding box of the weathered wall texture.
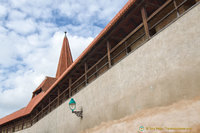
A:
[80,96,200,133]
[17,4,200,133]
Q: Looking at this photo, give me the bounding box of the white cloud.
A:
[0,69,44,117]
[0,5,7,18]
[8,9,26,20]
[6,19,37,34]
[69,35,93,60]
[10,0,26,8]
[58,0,127,25]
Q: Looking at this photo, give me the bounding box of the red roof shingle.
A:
[56,36,73,78]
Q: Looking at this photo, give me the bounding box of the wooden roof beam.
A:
[145,1,160,8]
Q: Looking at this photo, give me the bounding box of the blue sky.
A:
[0,0,128,118]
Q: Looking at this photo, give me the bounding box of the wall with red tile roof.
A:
[0,0,137,126]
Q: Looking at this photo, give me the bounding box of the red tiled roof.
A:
[0,0,136,126]
[33,76,57,94]
[0,92,45,125]
[56,36,73,78]
[24,92,45,115]
[0,108,26,125]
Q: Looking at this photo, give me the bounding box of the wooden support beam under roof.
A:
[132,14,141,19]
[107,41,111,68]
[86,53,106,65]
[110,36,124,41]
[85,62,88,85]
[110,4,143,43]
[99,0,142,44]
[72,69,85,76]
[141,6,150,38]
[145,1,160,8]
[157,0,166,6]
[129,18,138,28]
[58,83,68,90]
[147,0,172,22]
[57,88,60,106]
[69,78,72,97]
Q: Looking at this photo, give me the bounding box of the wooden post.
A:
[173,0,180,17]
[30,116,32,126]
[95,66,98,77]
[41,104,44,117]
[141,7,150,39]
[30,115,33,126]
[7,127,9,133]
[12,123,15,132]
[57,87,60,106]
[107,41,112,68]
[22,119,24,130]
[85,62,88,85]
[69,78,72,97]
[125,42,129,55]
[48,97,51,112]
[36,109,38,122]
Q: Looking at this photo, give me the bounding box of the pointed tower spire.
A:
[56,32,73,78]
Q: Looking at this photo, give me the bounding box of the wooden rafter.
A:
[145,1,160,8]
[107,41,112,68]
[141,6,150,38]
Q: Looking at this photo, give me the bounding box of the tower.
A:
[56,33,73,78]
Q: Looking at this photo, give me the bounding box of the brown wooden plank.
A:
[41,104,44,117]
[103,1,142,41]
[71,74,85,87]
[146,1,160,8]
[69,78,72,97]
[12,123,15,132]
[173,0,180,16]
[110,23,143,53]
[57,88,60,106]
[107,41,112,68]
[87,54,107,73]
[48,97,51,112]
[95,66,98,77]
[147,0,172,21]
[22,119,24,130]
[85,62,88,85]
[141,7,150,38]
[30,116,33,126]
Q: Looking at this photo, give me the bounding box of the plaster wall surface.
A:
[17,4,200,133]
[80,96,200,133]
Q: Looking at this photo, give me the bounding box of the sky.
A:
[0,0,128,118]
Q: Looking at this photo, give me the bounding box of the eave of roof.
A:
[0,92,45,125]
[33,76,57,94]
[0,108,26,125]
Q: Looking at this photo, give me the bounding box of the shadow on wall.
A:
[80,96,200,133]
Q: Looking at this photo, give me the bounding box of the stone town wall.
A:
[17,4,200,133]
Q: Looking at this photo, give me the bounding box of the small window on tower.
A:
[34,88,42,96]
